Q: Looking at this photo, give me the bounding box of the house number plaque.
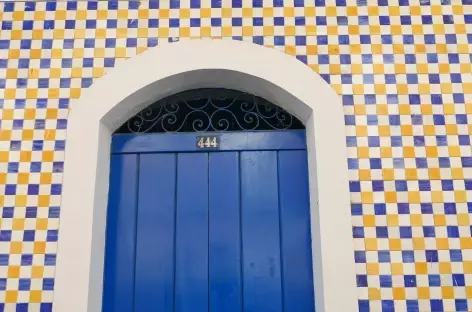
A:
[196,136,220,149]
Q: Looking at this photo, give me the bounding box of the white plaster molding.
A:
[54,39,356,312]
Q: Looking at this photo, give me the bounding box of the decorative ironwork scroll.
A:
[114,88,304,134]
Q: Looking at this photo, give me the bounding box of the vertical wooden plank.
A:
[175,153,209,312]
[278,150,315,311]
[102,154,139,312]
[134,153,176,312]
[240,151,283,312]
[209,152,242,312]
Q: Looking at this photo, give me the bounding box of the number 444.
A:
[197,136,218,148]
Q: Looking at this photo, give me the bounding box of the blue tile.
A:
[21,254,33,266]
[379,275,392,287]
[428,274,441,286]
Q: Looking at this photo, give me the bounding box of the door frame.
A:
[54,39,357,312]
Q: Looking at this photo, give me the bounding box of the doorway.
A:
[102,89,315,312]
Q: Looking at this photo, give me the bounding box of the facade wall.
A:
[0,1,471,311]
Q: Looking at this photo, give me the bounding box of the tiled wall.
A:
[0,0,471,311]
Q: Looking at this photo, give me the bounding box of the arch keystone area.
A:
[54,39,357,312]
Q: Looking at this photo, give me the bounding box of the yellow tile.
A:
[357,147,369,158]
[389,238,401,251]
[305,7,316,17]
[368,288,381,300]
[460,237,472,249]
[97,9,108,19]
[436,238,449,250]
[356,125,367,136]
[263,26,274,36]
[30,290,42,303]
[363,215,376,227]
[326,6,337,16]
[54,29,65,39]
[34,11,46,20]
[428,168,441,180]
[431,191,443,203]
[38,195,50,208]
[376,104,388,115]
[284,7,294,17]
[12,218,25,230]
[34,242,46,254]
[284,26,296,36]
[401,125,413,136]
[48,88,60,99]
[348,25,359,35]
[51,49,63,59]
[37,218,48,230]
[180,27,191,37]
[382,169,394,181]
[367,263,379,275]
[368,6,379,15]
[391,263,403,275]
[441,286,454,299]
[380,147,392,158]
[410,214,423,226]
[454,190,467,203]
[434,215,446,226]
[417,287,430,299]
[5,291,18,303]
[421,105,433,115]
[445,124,458,135]
[262,7,273,17]
[222,8,232,18]
[32,266,44,278]
[20,151,31,162]
[8,49,20,59]
[0,152,9,163]
[415,262,428,274]
[70,88,82,99]
[387,215,399,226]
[393,288,405,300]
[405,169,418,180]
[14,193,26,205]
[439,261,452,273]
[413,238,425,250]
[458,213,470,226]
[425,146,438,157]
[385,192,397,203]
[451,168,464,179]
[466,286,472,298]
[40,173,52,184]
[365,238,378,251]
[10,242,22,254]
[8,266,20,278]
[361,192,374,204]
[201,27,211,37]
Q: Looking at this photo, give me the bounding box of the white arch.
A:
[54,39,357,312]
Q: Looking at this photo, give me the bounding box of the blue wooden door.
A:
[103,131,315,312]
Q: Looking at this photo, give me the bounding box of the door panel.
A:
[278,150,315,311]
[175,153,209,312]
[134,153,177,312]
[102,154,139,312]
[104,132,315,312]
[240,151,283,312]
[209,152,242,312]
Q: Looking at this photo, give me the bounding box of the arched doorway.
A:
[103,89,314,312]
[54,39,356,312]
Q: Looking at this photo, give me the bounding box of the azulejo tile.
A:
[0,0,471,311]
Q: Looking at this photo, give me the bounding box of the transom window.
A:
[115,88,304,134]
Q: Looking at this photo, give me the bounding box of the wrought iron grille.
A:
[114,88,305,134]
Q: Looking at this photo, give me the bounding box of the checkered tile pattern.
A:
[0,0,471,311]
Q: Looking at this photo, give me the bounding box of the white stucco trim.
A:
[54,39,356,312]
